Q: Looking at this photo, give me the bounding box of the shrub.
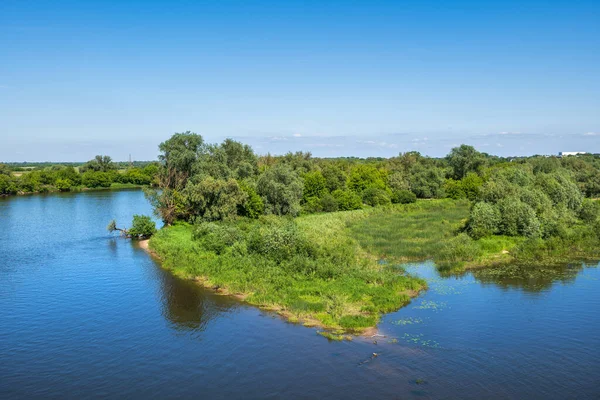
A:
[497,198,541,238]
[320,193,339,212]
[128,215,157,239]
[193,221,243,254]
[362,187,391,207]
[0,175,17,195]
[302,170,327,201]
[247,218,314,263]
[302,196,323,214]
[391,189,417,204]
[332,189,363,211]
[468,202,500,239]
[82,171,112,188]
[55,178,72,192]
[579,199,600,223]
[238,181,264,219]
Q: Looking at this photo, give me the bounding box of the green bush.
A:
[579,199,600,223]
[55,178,72,192]
[302,196,323,214]
[320,193,339,212]
[362,187,391,207]
[128,215,157,239]
[82,171,112,188]
[332,189,363,211]
[468,202,500,239]
[391,189,417,204]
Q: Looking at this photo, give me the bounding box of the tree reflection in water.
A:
[154,266,238,332]
[471,261,598,292]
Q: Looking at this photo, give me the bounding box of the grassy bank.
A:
[347,200,600,272]
[148,199,600,336]
[149,210,426,335]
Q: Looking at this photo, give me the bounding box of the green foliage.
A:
[238,181,264,218]
[445,173,483,200]
[128,215,157,238]
[391,189,417,204]
[347,164,387,193]
[80,155,116,173]
[55,178,72,191]
[183,177,247,221]
[82,171,112,188]
[362,187,391,207]
[408,164,445,198]
[320,193,339,212]
[579,199,600,223]
[302,170,327,201]
[446,144,486,179]
[158,131,205,178]
[332,189,363,211]
[0,174,18,195]
[257,164,303,216]
[468,202,500,239]
[302,196,323,213]
[321,164,347,192]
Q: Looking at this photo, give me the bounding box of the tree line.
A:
[0,156,159,195]
[146,132,600,237]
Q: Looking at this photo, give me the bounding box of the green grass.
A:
[347,199,471,261]
[149,212,426,333]
[346,199,599,272]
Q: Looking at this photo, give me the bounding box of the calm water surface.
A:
[1,190,599,399]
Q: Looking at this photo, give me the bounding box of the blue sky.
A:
[1,0,599,161]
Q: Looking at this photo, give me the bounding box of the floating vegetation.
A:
[388,338,399,344]
[413,300,448,312]
[401,333,440,348]
[391,317,423,326]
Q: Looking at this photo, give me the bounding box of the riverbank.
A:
[0,183,146,197]
[143,199,600,337]
[146,209,428,337]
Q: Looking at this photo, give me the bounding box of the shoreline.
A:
[137,237,403,339]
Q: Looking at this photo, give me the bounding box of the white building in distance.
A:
[559,151,587,156]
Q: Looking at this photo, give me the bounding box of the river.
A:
[1,190,599,399]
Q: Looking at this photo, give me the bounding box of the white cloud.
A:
[292,133,302,137]
[583,132,599,136]
[498,131,521,135]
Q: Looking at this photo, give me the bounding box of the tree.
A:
[391,189,417,204]
[302,170,327,201]
[55,178,72,191]
[468,202,501,239]
[238,181,264,218]
[321,164,347,192]
[257,164,303,216]
[362,187,391,207]
[82,171,112,188]
[446,145,486,180]
[183,177,247,221]
[128,215,157,238]
[108,215,157,239]
[347,164,386,193]
[332,189,362,211]
[80,155,116,173]
[158,131,205,186]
